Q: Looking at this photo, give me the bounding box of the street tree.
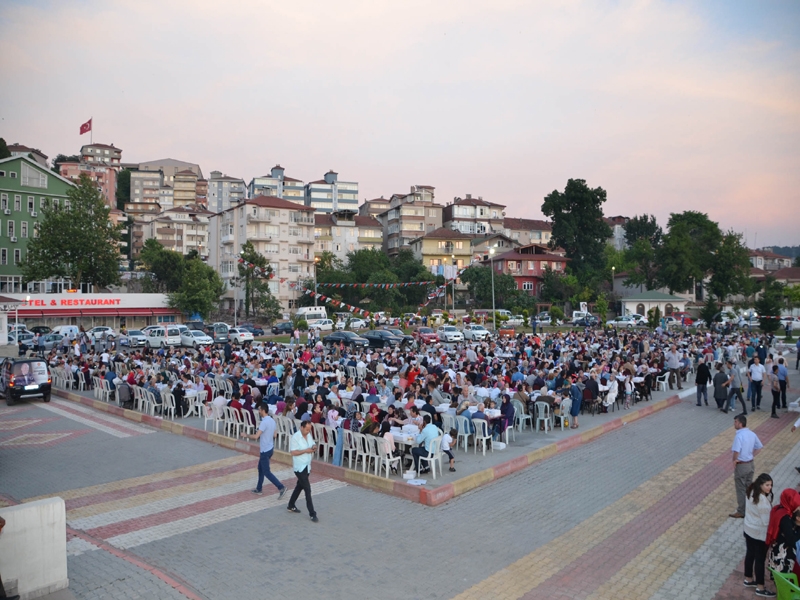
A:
[459,265,518,308]
[138,239,185,292]
[541,179,612,286]
[657,211,721,294]
[23,174,122,289]
[167,258,224,320]
[754,278,784,334]
[235,241,276,319]
[707,231,751,300]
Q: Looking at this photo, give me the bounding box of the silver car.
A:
[437,325,464,342]
[120,329,148,348]
[182,329,214,348]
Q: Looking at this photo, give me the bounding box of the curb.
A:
[53,389,683,507]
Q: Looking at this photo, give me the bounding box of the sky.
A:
[1,0,799,246]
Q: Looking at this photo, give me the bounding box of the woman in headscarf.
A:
[295,401,310,421]
[767,488,800,579]
[496,394,515,441]
[275,400,286,416]
[569,377,582,429]
[342,402,359,432]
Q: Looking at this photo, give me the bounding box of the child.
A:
[443,428,456,472]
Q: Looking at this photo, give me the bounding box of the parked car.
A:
[0,357,52,405]
[272,321,294,335]
[183,320,206,332]
[146,326,182,348]
[437,325,464,343]
[240,325,264,336]
[8,332,34,355]
[671,311,695,326]
[181,329,214,348]
[307,319,334,332]
[29,326,51,335]
[570,311,591,325]
[227,328,255,345]
[780,316,800,329]
[384,328,415,349]
[533,312,555,325]
[574,316,599,327]
[361,329,405,349]
[335,318,368,330]
[462,324,490,341]
[323,330,370,349]
[629,314,647,325]
[211,324,230,344]
[610,316,637,327]
[504,315,524,327]
[87,326,117,341]
[119,329,148,348]
[413,327,439,344]
[40,333,66,352]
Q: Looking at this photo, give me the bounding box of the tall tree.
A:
[235,241,278,320]
[23,174,122,289]
[168,258,224,320]
[138,239,185,292]
[460,265,518,308]
[623,214,662,248]
[622,214,662,290]
[0,138,10,159]
[754,278,783,334]
[116,168,131,211]
[656,211,721,294]
[707,231,751,300]
[541,179,612,286]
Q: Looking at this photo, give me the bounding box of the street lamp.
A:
[489,247,496,330]
[451,253,456,315]
[313,256,320,306]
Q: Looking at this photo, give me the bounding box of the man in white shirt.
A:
[287,419,318,522]
[730,413,763,518]
[748,357,766,411]
[664,345,683,390]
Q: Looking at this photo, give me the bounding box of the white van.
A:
[52,325,80,340]
[296,306,327,321]
[146,325,182,348]
[495,309,512,319]
[571,311,591,324]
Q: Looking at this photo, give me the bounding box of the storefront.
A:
[5,293,181,330]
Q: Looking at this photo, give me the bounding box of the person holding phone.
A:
[287,417,318,522]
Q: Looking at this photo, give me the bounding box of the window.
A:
[289,246,301,255]
[288,264,300,273]
[528,261,535,271]
[264,244,279,254]
[508,261,516,271]
[13,249,20,264]
[0,171,4,177]
[665,303,674,316]
[9,172,17,179]
[14,196,21,211]
[289,227,300,236]
[33,223,38,238]
[430,258,441,266]
[268,281,279,295]
[636,303,645,315]
[21,222,27,238]
[455,241,463,249]
[0,249,5,264]
[21,162,47,188]
[428,209,437,217]
[27,198,34,212]
[554,262,562,270]
[0,194,6,210]
[7,221,14,237]
[522,281,534,291]
[157,315,176,323]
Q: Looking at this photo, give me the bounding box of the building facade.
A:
[207,171,246,213]
[443,195,505,235]
[305,171,359,213]
[502,217,553,246]
[378,186,440,257]
[130,169,163,205]
[247,165,305,204]
[145,204,213,259]
[358,198,390,217]
[409,228,473,275]
[209,196,316,314]
[0,156,76,293]
[172,170,198,207]
[314,212,383,263]
[481,244,569,296]
[59,143,122,207]
[7,144,48,167]
[749,249,793,272]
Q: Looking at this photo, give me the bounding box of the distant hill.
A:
[764,246,800,259]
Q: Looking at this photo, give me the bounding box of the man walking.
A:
[777,357,788,409]
[695,355,711,406]
[287,418,318,522]
[726,360,747,415]
[748,356,765,411]
[664,345,683,390]
[730,414,763,519]
[243,404,287,498]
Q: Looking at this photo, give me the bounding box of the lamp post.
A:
[451,254,456,316]
[489,247,496,330]
[313,256,320,306]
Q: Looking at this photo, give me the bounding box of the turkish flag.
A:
[79,118,92,135]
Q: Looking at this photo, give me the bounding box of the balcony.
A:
[157,227,177,235]
[290,216,315,225]
[297,237,314,244]
[298,254,314,262]
[221,234,235,244]
[358,236,382,243]
[249,232,273,241]
[247,213,272,223]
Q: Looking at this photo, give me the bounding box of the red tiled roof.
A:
[175,169,198,176]
[749,249,792,260]
[354,215,381,227]
[773,267,800,280]
[283,176,302,183]
[481,249,571,263]
[502,217,552,231]
[8,144,48,159]
[419,227,474,240]
[245,195,314,211]
[452,197,505,208]
[308,179,328,185]
[315,213,335,226]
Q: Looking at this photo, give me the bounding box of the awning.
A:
[151,308,179,315]
[84,309,121,317]
[121,309,154,316]
[45,309,83,318]
[16,310,43,318]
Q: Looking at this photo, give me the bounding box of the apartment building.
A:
[314,212,383,263]
[247,165,305,204]
[136,159,203,187]
[305,171,358,213]
[145,204,213,259]
[207,171,246,213]
[409,228,473,274]
[358,198,390,217]
[209,196,316,313]
[173,170,198,207]
[127,202,163,257]
[442,195,505,235]
[59,143,122,207]
[196,178,208,205]
[471,233,520,263]
[7,143,48,167]
[749,249,793,272]
[502,217,552,246]
[130,169,164,205]
[0,155,76,293]
[378,185,440,257]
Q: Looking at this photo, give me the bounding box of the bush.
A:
[550,306,565,322]
[647,306,661,329]
[295,319,309,331]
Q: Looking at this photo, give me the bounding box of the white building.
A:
[305,171,358,213]
[208,171,246,213]
[247,165,305,205]
[314,211,383,263]
[209,196,316,313]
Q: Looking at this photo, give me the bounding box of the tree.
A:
[707,231,751,300]
[794,256,800,268]
[754,278,783,334]
[235,241,275,319]
[700,296,720,327]
[116,169,131,211]
[23,174,122,289]
[138,239,185,292]
[0,138,10,160]
[656,211,722,294]
[539,267,580,304]
[459,265,518,308]
[51,153,81,174]
[623,214,662,248]
[541,179,612,286]
[624,238,660,290]
[647,306,661,329]
[594,294,609,325]
[167,258,224,319]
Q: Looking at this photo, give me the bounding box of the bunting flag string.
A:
[315,281,434,288]
[236,257,275,279]
[301,289,371,318]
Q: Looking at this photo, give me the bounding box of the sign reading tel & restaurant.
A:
[6,293,170,311]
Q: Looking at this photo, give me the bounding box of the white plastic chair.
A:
[224,406,243,437]
[417,436,444,479]
[266,382,279,398]
[472,418,492,455]
[240,409,256,436]
[535,401,552,433]
[441,414,456,435]
[455,415,472,452]
[376,437,401,478]
[655,373,668,392]
[512,399,532,432]
[553,404,568,431]
[341,428,358,469]
[161,392,176,420]
[203,404,224,434]
[99,379,112,403]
